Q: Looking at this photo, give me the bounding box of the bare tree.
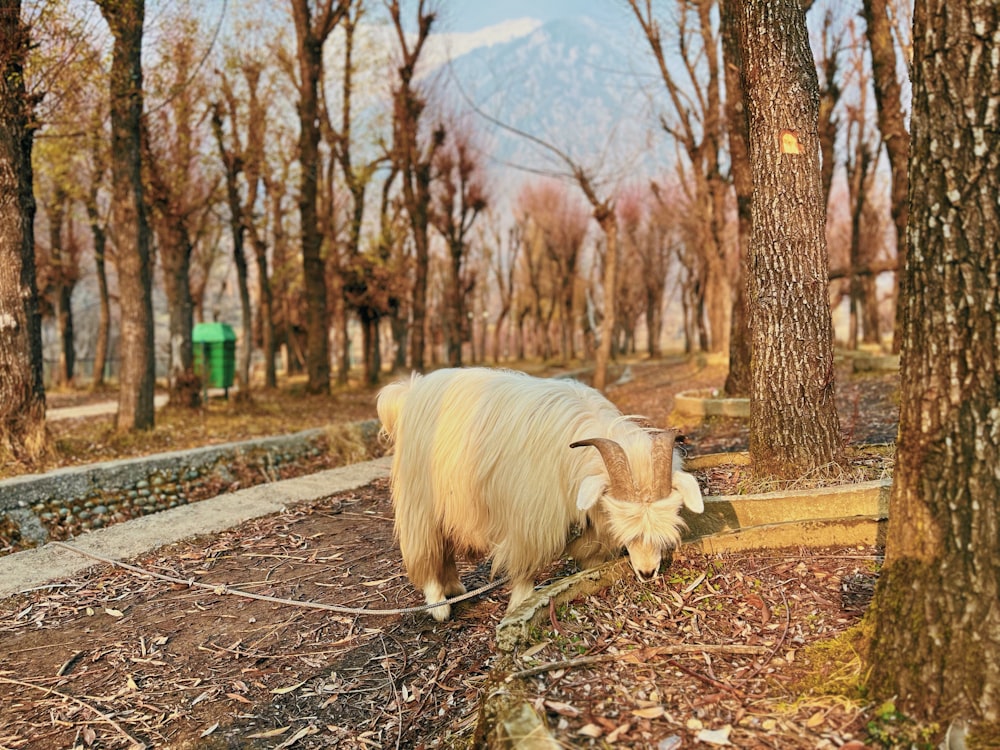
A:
[0,0,47,465]
[430,123,488,367]
[82,122,112,391]
[142,10,221,407]
[95,0,156,432]
[485,218,520,364]
[629,0,733,356]
[515,179,588,364]
[289,0,349,394]
[842,20,882,350]
[35,184,80,386]
[736,0,843,480]
[324,0,394,383]
[210,96,252,398]
[862,0,910,353]
[387,0,439,372]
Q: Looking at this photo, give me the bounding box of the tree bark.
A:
[866,0,1000,737]
[737,0,843,480]
[0,0,47,464]
[861,0,909,354]
[720,0,751,396]
[86,200,110,390]
[46,187,76,386]
[96,0,155,432]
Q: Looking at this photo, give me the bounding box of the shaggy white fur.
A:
[377,367,703,621]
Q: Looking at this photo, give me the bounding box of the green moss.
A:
[866,700,940,749]
[792,624,869,701]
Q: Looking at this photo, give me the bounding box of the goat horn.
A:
[571,438,637,499]
[651,430,678,498]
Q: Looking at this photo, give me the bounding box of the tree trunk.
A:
[211,104,253,396]
[866,0,1000,737]
[48,189,76,385]
[737,0,843,480]
[97,0,155,432]
[445,240,463,367]
[290,0,343,394]
[721,0,751,396]
[87,208,110,390]
[592,211,617,392]
[250,232,276,388]
[862,0,909,354]
[0,0,47,464]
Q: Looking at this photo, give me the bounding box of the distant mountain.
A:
[431,16,666,196]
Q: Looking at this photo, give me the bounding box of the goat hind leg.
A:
[441,540,466,598]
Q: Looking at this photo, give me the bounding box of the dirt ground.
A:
[0,358,900,749]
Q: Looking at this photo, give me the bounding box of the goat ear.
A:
[576,474,606,511]
[672,471,704,513]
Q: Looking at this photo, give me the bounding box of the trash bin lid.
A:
[193,321,236,343]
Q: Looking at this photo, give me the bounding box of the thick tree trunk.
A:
[0,0,46,464]
[97,0,155,432]
[866,0,1000,738]
[737,0,843,480]
[862,0,909,354]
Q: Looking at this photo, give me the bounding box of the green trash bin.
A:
[193,322,236,395]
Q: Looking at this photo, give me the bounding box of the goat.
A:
[376,367,704,621]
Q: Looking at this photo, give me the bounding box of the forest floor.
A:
[0,356,909,749]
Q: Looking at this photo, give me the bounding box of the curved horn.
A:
[571,438,637,499]
[651,430,678,498]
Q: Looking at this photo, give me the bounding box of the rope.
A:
[50,541,507,617]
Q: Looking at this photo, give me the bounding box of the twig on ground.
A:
[0,675,147,749]
[507,643,769,682]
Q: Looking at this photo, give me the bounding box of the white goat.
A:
[376,367,704,621]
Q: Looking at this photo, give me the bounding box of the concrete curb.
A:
[0,420,381,547]
[675,389,750,418]
[0,456,391,599]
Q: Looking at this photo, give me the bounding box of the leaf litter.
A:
[0,359,897,748]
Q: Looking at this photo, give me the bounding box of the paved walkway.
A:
[46,394,170,422]
[0,455,392,598]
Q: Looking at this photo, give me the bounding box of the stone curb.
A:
[0,456,392,599]
[0,420,381,547]
[675,389,750,418]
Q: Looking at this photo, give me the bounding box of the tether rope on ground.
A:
[50,541,507,617]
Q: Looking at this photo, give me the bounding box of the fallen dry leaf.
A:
[695,725,732,746]
[247,726,291,739]
[632,706,666,719]
[544,699,580,717]
[271,680,307,695]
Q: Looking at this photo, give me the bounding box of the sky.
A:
[434,0,630,34]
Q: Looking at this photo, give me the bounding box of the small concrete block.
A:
[495,703,560,749]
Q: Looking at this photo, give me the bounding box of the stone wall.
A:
[0,420,380,554]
